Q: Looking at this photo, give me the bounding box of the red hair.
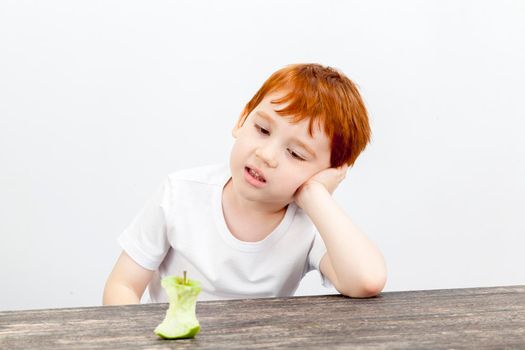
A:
[237,63,371,167]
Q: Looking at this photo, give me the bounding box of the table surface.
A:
[1,285,524,349]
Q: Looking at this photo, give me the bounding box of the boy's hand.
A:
[294,165,348,209]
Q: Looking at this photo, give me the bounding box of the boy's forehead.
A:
[255,109,321,134]
[257,92,327,137]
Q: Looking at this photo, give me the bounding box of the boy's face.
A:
[229,90,332,208]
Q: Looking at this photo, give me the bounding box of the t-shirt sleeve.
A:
[307,230,334,289]
[118,178,172,271]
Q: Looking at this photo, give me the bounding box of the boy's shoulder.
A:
[166,163,230,187]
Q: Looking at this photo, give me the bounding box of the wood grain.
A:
[1,285,524,349]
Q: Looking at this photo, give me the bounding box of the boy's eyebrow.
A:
[255,111,317,158]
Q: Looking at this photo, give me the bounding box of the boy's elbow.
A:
[339,274,387,298]
[358,277,386,298]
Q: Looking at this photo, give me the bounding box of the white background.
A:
[1,0,524,311]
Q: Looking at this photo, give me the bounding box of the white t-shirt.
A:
[118,163,332,302]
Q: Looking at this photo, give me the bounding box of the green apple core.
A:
[154,274,202,339]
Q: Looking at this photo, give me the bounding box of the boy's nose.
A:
[255,145,278,168]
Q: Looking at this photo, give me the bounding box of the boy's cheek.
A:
[274,176,303,195]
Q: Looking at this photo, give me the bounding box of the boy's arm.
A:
[103,251,154,305]
[295,166,387,298]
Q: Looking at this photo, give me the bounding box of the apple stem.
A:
[183,270,187,285]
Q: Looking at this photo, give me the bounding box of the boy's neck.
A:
[221,178,288,242]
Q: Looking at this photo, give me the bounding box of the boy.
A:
[103,63,386,305]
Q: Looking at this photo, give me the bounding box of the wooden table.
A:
[1,285,524,349]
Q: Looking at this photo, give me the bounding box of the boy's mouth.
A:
[245,166,266,183]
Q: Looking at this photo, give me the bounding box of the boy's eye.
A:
[255,124,270,135]
[288,149,306,161]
